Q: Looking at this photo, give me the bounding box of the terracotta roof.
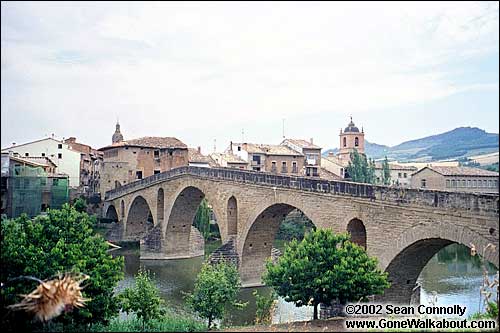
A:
[188,148,216,165]
[319,167,343,180]
[282,139,321,149]
[99,136,187,150]
[323,155,349,167]
[9,156,57,168]
[234,143,304,156]
[374,162,418,171]
[210,153,248,165]
[426,166,499,177]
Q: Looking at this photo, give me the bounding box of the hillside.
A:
[323,127,499,162]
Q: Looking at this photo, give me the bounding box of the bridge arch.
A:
[105,205,119,222]
[239,202,317,286]
[227,196,238,237]
[378,223,498,304]
[126,195,154,241]
[347,218,367,249]
[163,185,223,257]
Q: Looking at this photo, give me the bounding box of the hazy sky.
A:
[1,1,499,153]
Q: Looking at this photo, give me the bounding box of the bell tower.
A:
[112,121,124,144]
[338,117,365,162]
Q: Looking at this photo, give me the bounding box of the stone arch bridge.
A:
[103,166,499,304]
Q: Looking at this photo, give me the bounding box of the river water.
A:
[114,243,497,326]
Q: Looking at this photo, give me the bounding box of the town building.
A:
[64,137,103,196]
[410,166,499,193]
[1,136,82,188]
[1,152,69,218]
[227,142,304,175]
[98,123,189,196]
[209,152,249,169]
[374,162,418,187]
[322,153,349,179]
[281,138,321,176]
[338,117,365,163]
[188,147,216,168]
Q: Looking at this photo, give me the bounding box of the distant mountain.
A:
[323,127,499,162]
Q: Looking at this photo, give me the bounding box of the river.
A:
[114,242,497,326]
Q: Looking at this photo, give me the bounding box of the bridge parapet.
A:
[105,166,498,215]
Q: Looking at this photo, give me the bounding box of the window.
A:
[136,171,143,179]
[154,170,161,175]
[53,178,59,186]
[404,173,407,178]
[40,178,46,186]
[421,179,426,188]
[473,180,477,187]
[41,153,46,157]
[237,146,241,151]
[58,144,62,149]
[398,172,402,178]
[495,180,498,188]
[154,150,160,158]
[446,180,450,188]
[58,153,62,159]
[292,161,298,173]
[271,161,277,172]
[467,180,471,187]
[343,137,347,147]
[281,161,287,173]
[25,152,29,157]
[461,180,466,187]
[169,150,173,156]
[451,179,456,187]
[355,137,359,147]
[488,180,493,187]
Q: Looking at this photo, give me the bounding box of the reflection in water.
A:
[418,243,498,318]
[114,242,498,326]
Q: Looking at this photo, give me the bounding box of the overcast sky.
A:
[1,1,499,153]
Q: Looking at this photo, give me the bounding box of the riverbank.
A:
[221,318,348,332]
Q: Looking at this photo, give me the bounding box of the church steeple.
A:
[112,121,124,144]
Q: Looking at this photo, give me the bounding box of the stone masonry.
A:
[102,166,499,304]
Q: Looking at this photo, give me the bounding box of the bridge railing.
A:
[104,166,498,214]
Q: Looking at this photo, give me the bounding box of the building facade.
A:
[1,137,82,188]
[188,147,216,168]
[64,137,103,195]
[209,152,249,169]
[98,124,189,196]
[338,117,365,163]
[374,163,417,187]
[281,138,322,176]
[410,166,499,193]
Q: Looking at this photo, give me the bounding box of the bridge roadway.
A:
[103,166,499,304]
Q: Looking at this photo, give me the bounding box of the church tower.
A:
[112,121,124,144]
[338,117,365,162]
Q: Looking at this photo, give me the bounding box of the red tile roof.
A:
[99,137,187,150]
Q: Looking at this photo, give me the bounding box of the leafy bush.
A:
[253,290,277,325]
[1,204,124,330]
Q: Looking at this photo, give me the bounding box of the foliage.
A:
[193,199,220,241]
[1,204,124,330]
[72,197,87,213]
[253,290,277,325]
[381,156,391,185]
[119,268,166,330]
[346,149,377,184]
[275,210,315,241]
[469,301,498,321]
[263,229,390,320]
[185,262,246,329]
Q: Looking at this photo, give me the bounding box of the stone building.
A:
[281,138,322,176]
[98,124,189,197]
[338,117,365,163]
[227,142,304,175]
[64,137,103,196]
[188,147,216,168]
[209,152,248,169]
[374,163,417,187]
[322,152,349,179]
[410,166,499,193]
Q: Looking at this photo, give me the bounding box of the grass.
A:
[91,314,206,332]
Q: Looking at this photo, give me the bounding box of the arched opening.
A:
[355,137,359,147]
[227,196,238,236]
[126,196,154,241]
[165,186,221,258]
[347,218,366,249]
[240,204,315,286]
[120,200,125,219]
[379,239,499,306]
[115,180,122,189]
[105,205,119,222]
[343,137,347,147]
[157,188,164,225]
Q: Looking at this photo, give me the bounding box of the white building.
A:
[1,137,81,188]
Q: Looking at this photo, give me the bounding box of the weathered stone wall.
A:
[104,166,498,303]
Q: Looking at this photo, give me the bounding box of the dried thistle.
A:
[8,273,90,322]
[469,243,476,257]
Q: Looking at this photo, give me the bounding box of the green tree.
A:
[119,268,166,330]
[193,199,211,240]
[381,156,391,185]
[1,204,124,330]
[346,149,377,184]
[73,197,87,213]
[253,290,277,325]
[263,229,389,320]
[185,262,245,329]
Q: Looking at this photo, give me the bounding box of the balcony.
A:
[306,158,318,166]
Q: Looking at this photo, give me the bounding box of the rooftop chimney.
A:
[197,146,201,153]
